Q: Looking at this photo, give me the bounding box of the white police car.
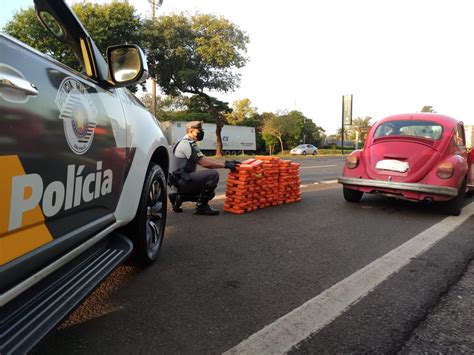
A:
[0,1,169,352]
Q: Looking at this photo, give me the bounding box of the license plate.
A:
[375,159,409,173]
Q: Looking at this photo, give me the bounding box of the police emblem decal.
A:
[55,78,98,155]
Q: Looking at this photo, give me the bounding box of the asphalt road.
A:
[34,157,474,354]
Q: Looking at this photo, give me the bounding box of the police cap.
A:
[186,121,203,130]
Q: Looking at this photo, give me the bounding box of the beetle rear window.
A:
[374,120,443,140]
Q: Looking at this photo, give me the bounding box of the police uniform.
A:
[169,121,220,215]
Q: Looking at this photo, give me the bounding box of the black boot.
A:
[194,202,219,215]
[168,192,183,212]
[194,188,219,215]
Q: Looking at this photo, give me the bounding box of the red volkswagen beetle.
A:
[338,113,474,215]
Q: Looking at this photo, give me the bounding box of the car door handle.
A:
[0,72,38,96]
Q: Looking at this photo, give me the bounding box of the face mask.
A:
[196,130,204,141]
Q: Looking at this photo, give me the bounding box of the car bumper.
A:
[338,177,458,197]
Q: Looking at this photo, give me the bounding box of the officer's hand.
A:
[224,160,240,171]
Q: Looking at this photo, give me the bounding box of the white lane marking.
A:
[300,165,339,169]
[224,202,474,354]
[313,182,319,185]
[321,179,338,184]
[300,185,308,188]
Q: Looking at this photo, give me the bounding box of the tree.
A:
[262,113,299,154]
[421,105,436,113]
[285,110,307,148]
[307,122,326,147]
[140,94,189,121]
[260,113,279,154]
[225,98,257,125]
[349,116,372,148]
[185,95,231,125]
[4,2,142,71]
[141,13,249,156]
[241,112,266,153]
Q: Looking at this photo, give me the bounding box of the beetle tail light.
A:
[346,154,358,169]
[437,161,454,179]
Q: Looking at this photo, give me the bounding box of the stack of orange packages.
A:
[224,157,302,214]
[255,156,280,207]
[278,160,302,203]
[224,160,260,214]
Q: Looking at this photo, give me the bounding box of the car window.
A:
[374,120,443,140]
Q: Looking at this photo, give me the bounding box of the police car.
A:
[0,1,169,352]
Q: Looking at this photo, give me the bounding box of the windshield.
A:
[373,120,443,140]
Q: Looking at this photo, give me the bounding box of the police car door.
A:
[0,13,128,290]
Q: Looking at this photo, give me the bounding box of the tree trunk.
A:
[278,136,284,155]
[198,92,224,157]
[215,116,224,157]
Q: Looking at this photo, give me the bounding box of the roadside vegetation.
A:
[3,1,369,155]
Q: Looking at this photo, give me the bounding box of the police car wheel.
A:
[132,163,167,265]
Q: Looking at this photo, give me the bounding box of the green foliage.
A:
[4,7,80,69]
[141,13,248,156]
[73,2,142,53]
[225,98,257,125]
[261,111,326,152]
[262,112,299,153]
[3,1,142,71]
[344,116,372,142]
[141,13,249,96]
[186,95,231,123]
[139,93,230,123]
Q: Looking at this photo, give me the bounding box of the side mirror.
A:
[106,44,149,87]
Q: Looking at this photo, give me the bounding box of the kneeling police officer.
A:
[168,121,239,215]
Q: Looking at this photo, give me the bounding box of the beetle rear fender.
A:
[417,154,467,191]
[342,149,364,176]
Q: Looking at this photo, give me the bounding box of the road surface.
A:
[34,156,474,354]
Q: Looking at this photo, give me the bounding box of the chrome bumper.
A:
[338,177,458,197]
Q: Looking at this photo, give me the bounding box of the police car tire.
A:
[131,163,167,265]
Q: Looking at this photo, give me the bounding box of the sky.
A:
[2,0,474,134]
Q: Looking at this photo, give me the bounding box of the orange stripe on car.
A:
[0,155,53,265]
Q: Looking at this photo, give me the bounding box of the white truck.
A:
[161,120,256,154]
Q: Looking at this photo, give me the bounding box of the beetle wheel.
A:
[442,178,466,216]
[343,187,363,203]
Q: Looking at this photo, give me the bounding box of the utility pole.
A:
[150,0,163,118]
[341,94,353,155]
